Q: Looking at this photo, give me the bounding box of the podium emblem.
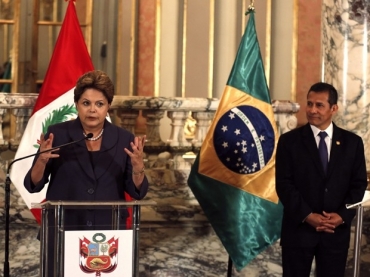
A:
[80,233,119,275]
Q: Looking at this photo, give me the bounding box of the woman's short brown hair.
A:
[74,70,114,104]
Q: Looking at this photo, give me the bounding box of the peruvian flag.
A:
[10,0,94,223]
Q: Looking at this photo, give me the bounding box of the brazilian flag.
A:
[188,10,283,271]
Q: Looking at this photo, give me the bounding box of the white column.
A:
[270,0,295,101]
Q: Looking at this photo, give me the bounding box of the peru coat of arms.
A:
[79,233,119,276]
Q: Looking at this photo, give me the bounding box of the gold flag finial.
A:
[246,0,255,15]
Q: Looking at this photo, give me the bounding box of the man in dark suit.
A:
[275,82,367,277]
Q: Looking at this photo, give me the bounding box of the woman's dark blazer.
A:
[275,123,367,249]
[24,117,149,229]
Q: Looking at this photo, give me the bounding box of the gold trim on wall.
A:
[264,0,271,86]
[242,1,246,32]
[181,0,187,98]
[129,0,138,96]
[10,0,21,140]
[0,19,15,24]
[154,0,161,97]
[11,0,20,93]
[1,22,12,84]
[31,0,40,91]
[181,0,188,97]
[207,0,215,98]
[116,0,123,95]
[85,0,93,55]
[291,0,298,102]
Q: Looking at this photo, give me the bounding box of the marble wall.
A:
[322,0,370,169]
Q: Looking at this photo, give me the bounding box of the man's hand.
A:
[315,211,343,233]
[305,211,343,233]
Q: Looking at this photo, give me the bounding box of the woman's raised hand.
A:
[38,133,60,164]
[124,135,146,169]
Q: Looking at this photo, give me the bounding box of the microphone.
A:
[8,132,93,169]
[3,133,93,277]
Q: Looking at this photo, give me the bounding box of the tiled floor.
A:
[1,216,370,277]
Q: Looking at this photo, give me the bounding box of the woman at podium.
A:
[24,69,149,230]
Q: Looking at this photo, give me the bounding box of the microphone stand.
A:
[3,133,92,277]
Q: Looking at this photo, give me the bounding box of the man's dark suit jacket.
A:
[276,123,367,249]
[24,117,149,229]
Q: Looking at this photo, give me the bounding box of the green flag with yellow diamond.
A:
[188,10,283,270]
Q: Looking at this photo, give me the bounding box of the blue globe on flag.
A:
[213,105,275,174]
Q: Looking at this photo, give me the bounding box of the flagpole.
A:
[227,256,233,277]
[3,173,10,277]
[226,5,253,276]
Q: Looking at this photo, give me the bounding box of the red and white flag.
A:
[10,0,94,223]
